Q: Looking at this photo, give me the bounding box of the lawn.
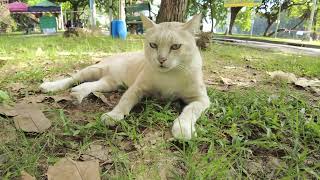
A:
[0,34,319,179]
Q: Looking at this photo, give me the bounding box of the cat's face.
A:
[142,15,201,72]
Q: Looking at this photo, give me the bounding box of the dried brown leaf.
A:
[81,144,110,162]
[13,103,51,133]
[21,171,36,180]
[0,122,16,143]
[0,105,18,116]
[47,158,100,180]
[92,92,113,106]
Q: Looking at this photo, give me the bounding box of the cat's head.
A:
[141,15,201,72]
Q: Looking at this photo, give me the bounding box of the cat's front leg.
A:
[172,97,210,140]
[101,84,146,126]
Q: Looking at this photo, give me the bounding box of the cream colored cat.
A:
[40,15,210,140]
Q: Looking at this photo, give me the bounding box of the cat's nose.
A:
[158,57,167,64]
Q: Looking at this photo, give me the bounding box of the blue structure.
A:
[111,20,127,40]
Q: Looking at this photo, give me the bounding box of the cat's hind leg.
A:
[71,77,118,103]
[40,65,107,93]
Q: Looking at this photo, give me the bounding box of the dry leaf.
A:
[220,77,234,85]
[0,105,18,116]
[13,103,51,133]
[92,92,113,106]
[0,122,16,143]
[81,144,110,162]
[205,79,218,85]
[294,78,320,88]
[52,95,72,102]
[21,94,48,104]
[267,71,297,83]
[21,171,36,180]
[47,158,100,180]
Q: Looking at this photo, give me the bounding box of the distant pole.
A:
[89,0,96,27]
[109,0,113,23]
[60,4,64,31]
[119,0,125,20]
[274,1,282,38]
[250,7,255,37]
[307,0,317,41]
[225,8,231,34]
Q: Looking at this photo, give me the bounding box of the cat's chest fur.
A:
[140,67,201,100]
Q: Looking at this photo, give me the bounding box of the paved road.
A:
[213,38,320,57]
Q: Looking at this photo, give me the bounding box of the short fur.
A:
[40,15,210,140]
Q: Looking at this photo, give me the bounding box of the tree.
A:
[235,7,253,32]
[156,0,188,23]
[226,6,243,34]
[186,0,226,32]
[257,0,309,36]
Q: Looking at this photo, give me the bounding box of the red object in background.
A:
[8,2,28,12]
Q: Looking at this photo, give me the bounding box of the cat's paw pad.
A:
[172,119,196,140]
[101,111,124,126]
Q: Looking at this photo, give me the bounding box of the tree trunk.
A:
[263,20,273,36]
[225,7,242,35]
[311,8,318,40]
[156,0,188,23]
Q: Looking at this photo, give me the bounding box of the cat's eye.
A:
[170,44,182,50]
[149,43,158,49]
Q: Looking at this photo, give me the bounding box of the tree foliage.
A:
[235,7,252,32]
[256,0,310,36]
[187,0,227,31]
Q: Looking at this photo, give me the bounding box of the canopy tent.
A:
[28,0,61,13]
[8,2,28,12]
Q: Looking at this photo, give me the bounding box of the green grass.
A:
[0,34,319,179]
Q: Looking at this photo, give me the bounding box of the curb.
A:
[213,35,320,49]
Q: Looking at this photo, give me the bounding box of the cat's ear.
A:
[182,14,202,34]
[140,14,156,30]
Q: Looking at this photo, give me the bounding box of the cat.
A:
[39,14,210,140]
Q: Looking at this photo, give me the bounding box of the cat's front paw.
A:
[172,118,196,140]
[39,79,70,93]
[101,111,124,126]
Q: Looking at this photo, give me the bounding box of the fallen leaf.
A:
[21,94,48,104]
[220,77,234,85]
[310,87,320,96]
[52,95,72,103]
[81,144,110,162]
[92,92,113,106]
[21,171,36,180]
[294,78,320,88]
[13,103,51,133]
[0,122,17,143]
[21,94,72,104]
[205,79,218,85]
[47,158,100,180]
[267,71,297,83]
[0,105,18,116]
